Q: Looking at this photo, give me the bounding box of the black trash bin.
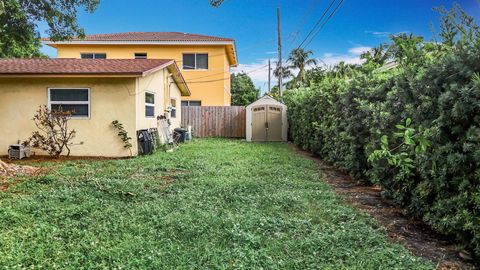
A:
[174,128,187,143]
[138,129,154,155]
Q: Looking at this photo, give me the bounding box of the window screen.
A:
[135,53,147,59]
[189,101,202,106]
[182,54,196,70]
[196,54,208,69]
[181,100,202,106]
[49,88,90,118]
[182,53,208,70]
[145,92,155,117]
[170,99,177,118]
[81,53,107,59]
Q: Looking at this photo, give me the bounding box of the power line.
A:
[296,0,337,50]
[184,64,269,83]
[302,0,345,49]
[287,0,322,50]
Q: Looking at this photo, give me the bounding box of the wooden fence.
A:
[181,106,246,138]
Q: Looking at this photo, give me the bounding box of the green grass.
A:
[0,139,432,269]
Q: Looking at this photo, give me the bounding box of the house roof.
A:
[42,32,234,42]
[0,58,190,96]
[42,32,238,67]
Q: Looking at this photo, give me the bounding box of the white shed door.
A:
[251,105,283,142]
[267,105,282,141]
[252,106,267,141]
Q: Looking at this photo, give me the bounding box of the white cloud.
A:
[233,46,369,92]
[319,53,365,67]
[232,59,272,92]
[348,46,372,55]
[365,30,391,37]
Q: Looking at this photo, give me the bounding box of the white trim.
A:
[44,40,235,46]
[80,53,107,59]
[47,88,91,119]
[182,53,208,71]
[145,91,155,118]
[170,98,177,118]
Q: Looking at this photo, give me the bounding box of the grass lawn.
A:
[0,139,432,269]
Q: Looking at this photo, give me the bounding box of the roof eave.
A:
[0,73,142,78]
[42,40,235,46]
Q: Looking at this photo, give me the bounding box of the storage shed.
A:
[246,95,288,142]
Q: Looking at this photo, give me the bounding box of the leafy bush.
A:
[284,5,480,258]
[26,105,77,157]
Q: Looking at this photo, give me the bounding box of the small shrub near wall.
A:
[284,8,480,258]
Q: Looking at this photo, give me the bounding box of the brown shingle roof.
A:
[42,32,234,42]
[0,58,174,76]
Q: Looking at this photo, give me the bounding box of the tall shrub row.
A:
[284,8,480,257]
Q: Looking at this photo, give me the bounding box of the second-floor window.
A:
[81,53,107,59]
[135,53,147,59]
[182,53,208,70]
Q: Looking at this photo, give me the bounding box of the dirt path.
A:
[293,146,477,270]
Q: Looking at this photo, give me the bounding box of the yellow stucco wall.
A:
[0,69,183,157]
[0,77,137,157]
[55,44,232,106]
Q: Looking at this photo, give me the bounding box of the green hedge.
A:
[284,42,480,257]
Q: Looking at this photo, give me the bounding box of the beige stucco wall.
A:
[0,77,137,157]
[55,44,231,106]
[135,69,182,130]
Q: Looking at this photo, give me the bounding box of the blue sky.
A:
[40,0,480,91]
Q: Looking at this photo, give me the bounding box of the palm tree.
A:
[360,43,391,65]
[287,48,318,87]
[273,64,292,80]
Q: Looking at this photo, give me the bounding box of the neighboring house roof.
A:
[42,32,234,42]
[0,58,190,96]
[42,32,238,67]
[374,60,399,73]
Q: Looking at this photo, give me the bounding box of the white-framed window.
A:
[145,92,155,118]
[182,53,208,70]
[81,53,107,59]
[170,98,177,118]
[135,53,148,59]
[48,88,90,119]
[181,100,202,106]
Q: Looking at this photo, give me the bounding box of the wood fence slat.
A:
[181,106,246,138]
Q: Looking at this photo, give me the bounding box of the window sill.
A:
[181,69,209,72]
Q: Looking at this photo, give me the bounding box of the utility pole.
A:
[268,58,271,93]
[277,7,283,97]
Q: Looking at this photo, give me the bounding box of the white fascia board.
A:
[43,40,235,46]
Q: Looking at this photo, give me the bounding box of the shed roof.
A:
[246,95,286,108]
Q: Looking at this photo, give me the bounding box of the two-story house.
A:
[43,32,238,106]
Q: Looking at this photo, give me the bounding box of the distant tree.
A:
[231,72,260,106]
[360,43,391,66]
[267,85,280,100]
[331,61,359,77]
[287,48,318,87]
[0,0,100,58]
[273,64,293,81]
